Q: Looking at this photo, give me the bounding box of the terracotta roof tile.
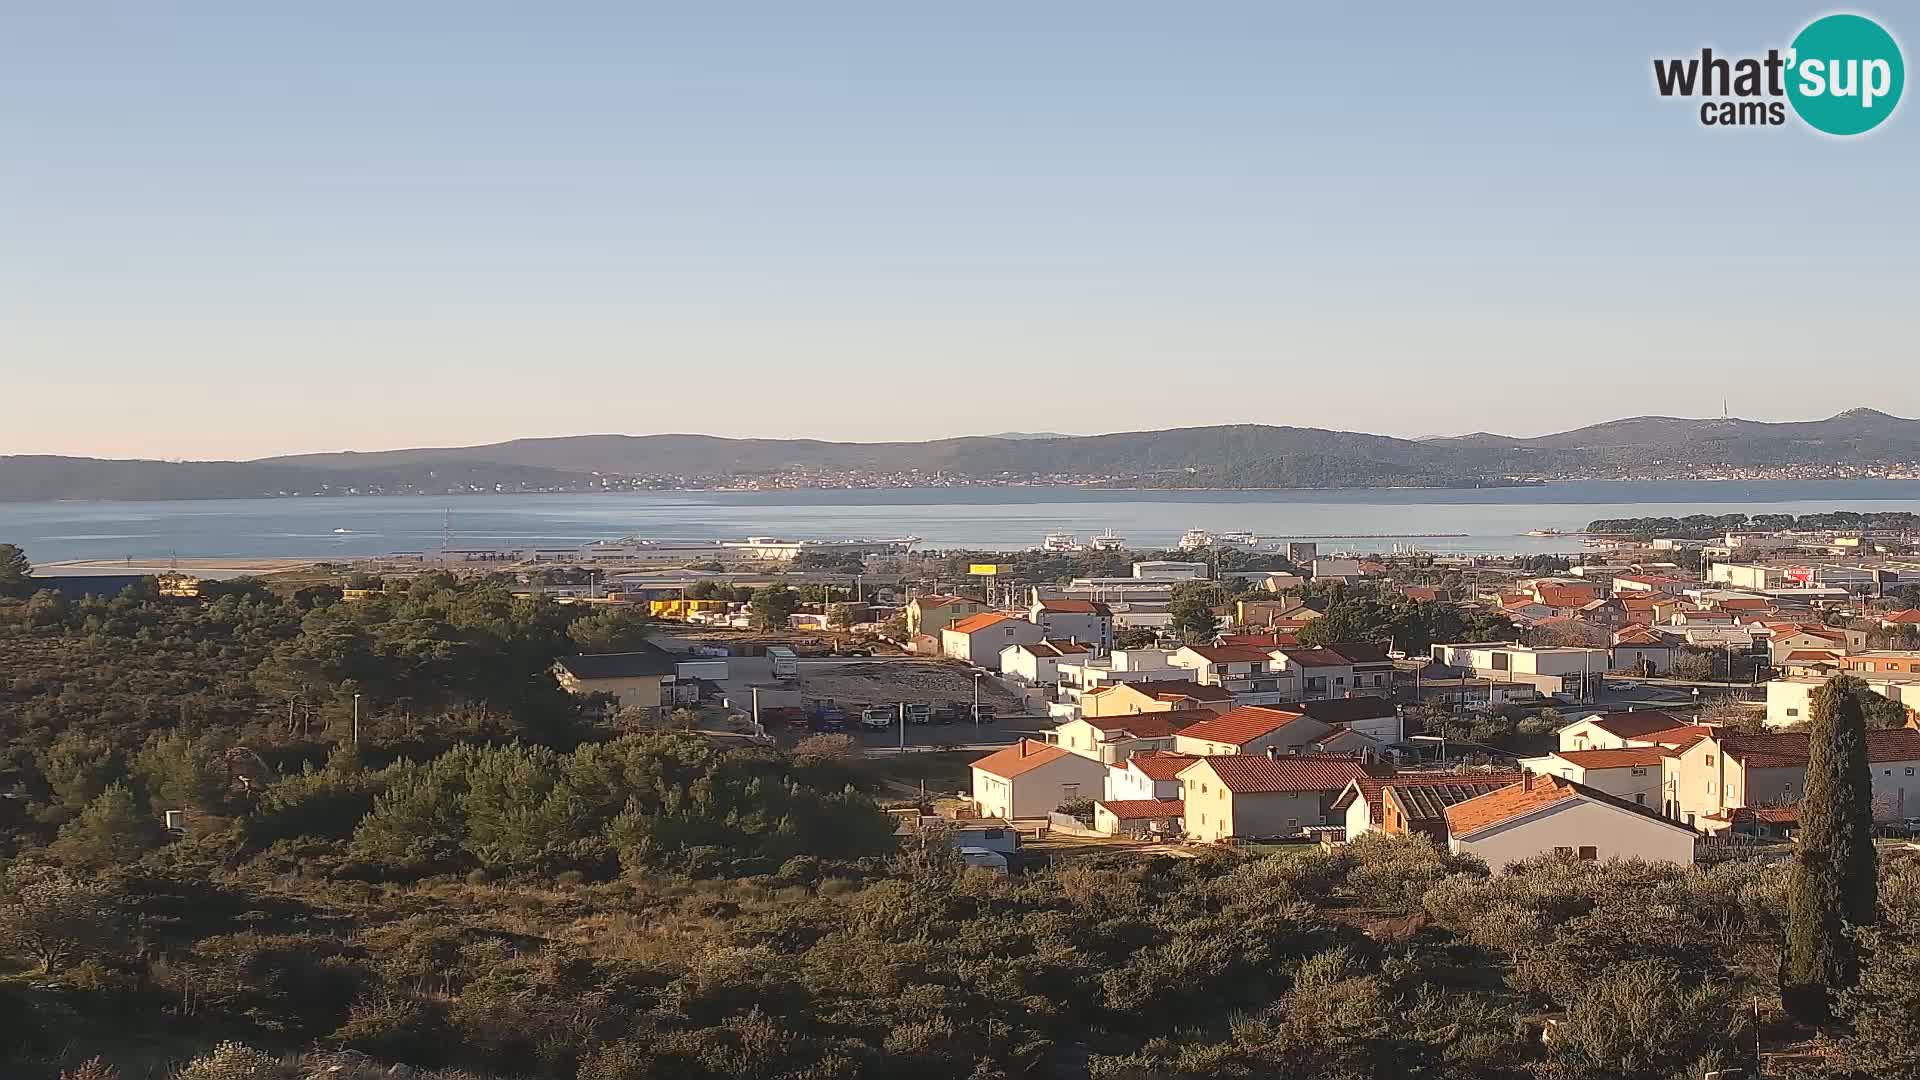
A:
[971,739,1075,779]
[1097,798,1184,820]
[1038,598,1112,615]
[948,611,1020,635]
[1550,747,1673,769]
[1125,751,1200,780]
[1176,706,1311,746]
[1183,754,1378,794]
[1445,774,1695,838]
[1580,711,1689,740]
[1081,709,1213,738]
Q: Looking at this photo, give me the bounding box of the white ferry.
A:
[1041,532,1078,552]
[1085,530,1128,551]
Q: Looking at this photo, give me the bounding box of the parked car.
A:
[861,706,894,731]
[932,703,959,725]
[905,703,932,726]
[970,703,997,724]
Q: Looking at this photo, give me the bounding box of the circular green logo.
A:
[1787,14,1904,135]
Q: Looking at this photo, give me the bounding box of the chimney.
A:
[1522,770,1534,791]
[1266,745,1279,760]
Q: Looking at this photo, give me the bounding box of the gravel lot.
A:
[797,661,1025,711]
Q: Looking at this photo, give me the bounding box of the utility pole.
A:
[973,673,982,731]
[898,701,906,750]
[352,693,362,747]
[752,686,762,739]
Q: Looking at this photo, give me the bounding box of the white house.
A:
[1104,750,1197,802]
[1443,774,1698,873]
[970,739,1110,820]
[1053,709,1213,764]
[1168,645,1296,705]
[1028,598,1114,652]
[1173,706,1333,757]
[1555,710,1690,752]
[1001,639,1094,685]
[1515,747,1670,810]
[1179,755,1375,843]
[942,612,1044,670]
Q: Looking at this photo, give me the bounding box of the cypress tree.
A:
[1782,676,1879,1022]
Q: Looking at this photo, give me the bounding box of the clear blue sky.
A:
[2,2,1913,459]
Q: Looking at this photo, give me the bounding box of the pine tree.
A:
[1782,676,1879,1022]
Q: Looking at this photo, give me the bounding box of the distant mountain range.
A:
[5,409,1919,501]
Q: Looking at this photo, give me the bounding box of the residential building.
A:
[1768,624,1849,663]
[1429,641,1609,698]
[1612,625,1680,674]
[907,594,986,636]
[941,612,1044,669]
[1001,639,1094,685]
[1334,771,1524,841]
[1053,710,1214,764]
[1843,650,1920,676]
[1555,710,1690,752]
[1662,726,1920,826]
[1104,750,1198,802]
[1517,748,1670,809]
[1766,674,1920,728]
[1444,774,1698,872]
[552,647,683,711]
[970,739,1110,820]
[1028,597,1115,651]
[1291,696,1405,744]
[1271,647,1357,699]
[1093,799,1186,837]
[1168,645,1296,705]
[1172,705,1370,757]
[1179,755,1378,842]
[1322,641,1395,695]
[1081,680,1234,718]
[1311,557,1363,583]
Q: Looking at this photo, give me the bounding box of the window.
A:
[1553,845,1574,856]
[1705,755,1715,766]
[1631,767,1647,776]
[1907,768,1915,777]
[1286,818,1298,828]
[1635,793,1646,805]
[1061,783,1079,800]
[1786,708,1800,717]
[982,829,1004,840]
[1578,846,1598,861]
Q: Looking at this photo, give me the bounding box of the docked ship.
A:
[1041,532,1079,552]
[1178,528,1258,550]
[1085,529,1128,551]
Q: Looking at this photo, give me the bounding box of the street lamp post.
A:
[973,673,982,730]
[352,692,362,748]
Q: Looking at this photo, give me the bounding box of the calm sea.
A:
[7,480,1920,565]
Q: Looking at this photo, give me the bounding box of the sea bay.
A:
[7,479,1920,566]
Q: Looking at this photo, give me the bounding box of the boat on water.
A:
[1085,529,1128,551]
[1041,532,1078,552]
[1524,528,1566,537]
[1179,528,1258,550]
[332,528,354,534]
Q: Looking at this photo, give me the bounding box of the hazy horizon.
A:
[6,2,1915,459]
[7,406,1914,463]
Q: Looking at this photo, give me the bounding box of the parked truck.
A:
[766,645,799,681]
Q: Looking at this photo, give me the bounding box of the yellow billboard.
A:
[969,563,1003,576]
